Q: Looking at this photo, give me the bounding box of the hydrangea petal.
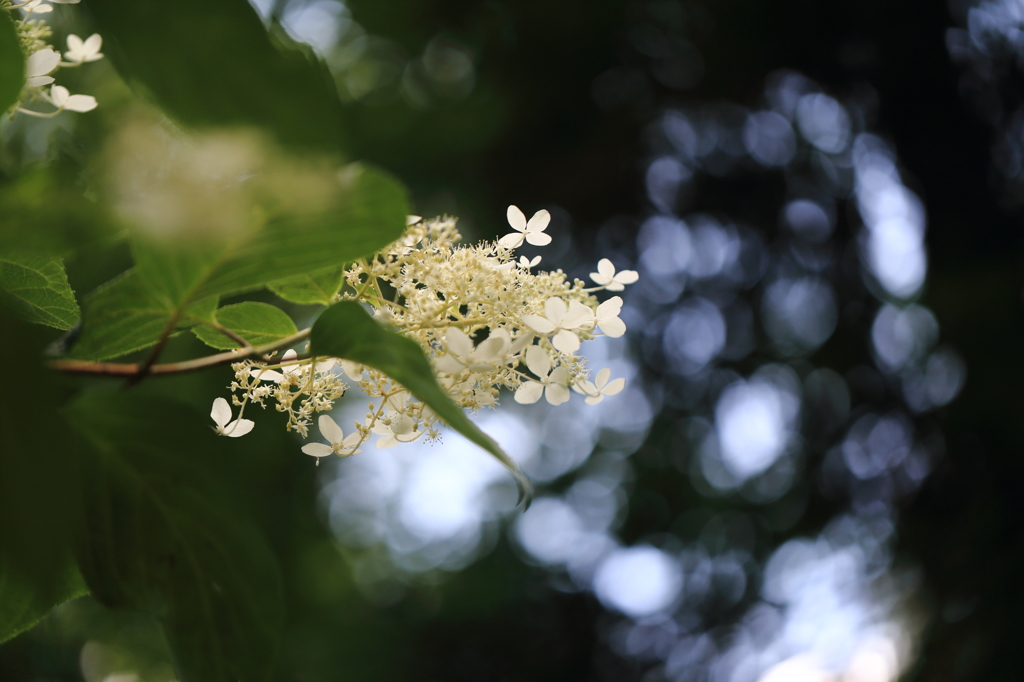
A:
[302,443,334,458]
[521,314,555,334]
[224,418,254,437]
[211,397,232,428]
[552,329,581,354]
[545,383,570,405]
[514,381,544,404]
[507,205,527,231]
[318,414,346,445]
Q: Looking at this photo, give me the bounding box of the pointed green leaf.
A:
[65,392,284,682]
[0,554,86,645]
[193,301,298,350]
[267,265,346,306]
[0,254,80,330]
[71,165,407,361]
[0,9,24,115]
[309,302,532,505]
[68,271,218,361]
[81,0,347,152]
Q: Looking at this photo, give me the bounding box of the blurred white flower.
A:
[372,412,424,449]
[20,0,53,14]
[436,328,512,373]
[573,367,626,405]
[301,414,362,461]
[249,348,301,383]
[521,296,594,354]
[590,258,638,291]
[519,255,542,268]
[210,397,254,437]
[25,48,59,87]
[48,85,97,112]
[499,205,552,248]
[64,34,103,63]
[594,296,626,337]
[514,346,570,405]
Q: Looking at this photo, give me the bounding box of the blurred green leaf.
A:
[0,554,86,645]
[66,392,284,682]
[69,271,218,361]
[0,254,80,330]
[193,301,298,350]
[0,311,87,645]
[309,302,532,505]
[70,165,407,361]
[0,9,23,115]
[80,0,347,152]
[268,265,346,306]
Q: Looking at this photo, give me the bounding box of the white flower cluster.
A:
[215,207,638,465]
[3,0,102,117]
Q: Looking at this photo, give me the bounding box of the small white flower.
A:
[48,85,97,112]
[250,349,301,383]
[339,360,363,381]
[65,34,103,63]
[406,215,423,225]
[518,255,541,269]
[594,296,626,338]
[210,397,254,437]
[514,346,570,405]
[520,296,594,354]
[371,412,423,448]
[435,328,511,373]
[21,0,53,14]
[301,414,362,461]
[572,367,626,405]
[590,258,638,291]
[499,205,552,249]
[25,49,60,87]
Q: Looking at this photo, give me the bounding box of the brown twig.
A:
[49,328,312,378]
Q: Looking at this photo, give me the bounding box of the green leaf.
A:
[0,554,86,645]
[81,0,346,152]
[0,9,24,115]
[69,271,218,361]
[65,392,284,682]
[0,310,88,644]
[193,301,298,350]
[309,302,532,505]
[71,164,407,361]
[268,265,346,306]
[0,254,80,330]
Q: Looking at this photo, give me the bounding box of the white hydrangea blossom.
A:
[63,32,102,63]
[3,0,101,118]
[210,397,254,437]
[301,415,362,463]
[590,258,639,291]
[221,207,638,462]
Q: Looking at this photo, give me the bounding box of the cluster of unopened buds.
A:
[4,0,102,117]
[212,206,638,465]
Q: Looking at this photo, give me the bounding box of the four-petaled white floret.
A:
[520,296,594,354]
[48,85,97,112]
[211,397,254,437]
[514,346,570,405]
[573,367,626,405]
[499,205,552,248]
[590,258,638,292]
[301,415,362,462]
[64,34,103,63]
